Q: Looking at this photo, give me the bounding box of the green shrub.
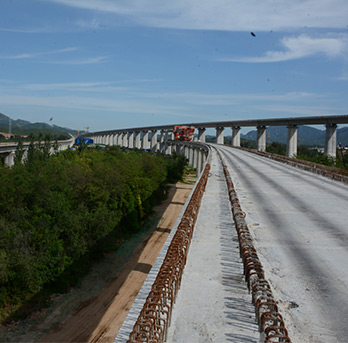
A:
[0,145,185,319]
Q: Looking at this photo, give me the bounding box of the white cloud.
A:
[0,47,78,60]
[46,0,348,31]
[218,34,348,63]
[47,56,109,64]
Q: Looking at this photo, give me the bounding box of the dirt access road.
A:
[1,179,195,343]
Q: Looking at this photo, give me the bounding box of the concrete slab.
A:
[166,152,259,342]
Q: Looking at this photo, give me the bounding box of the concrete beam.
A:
[286,125,298,158]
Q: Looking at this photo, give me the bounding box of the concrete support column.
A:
[325,123,337,158]
[165,130,170,154]
[216,127,224,144]
[160,130,165,153]
[179,144,184,156]
[128,131,134,149]
[193,148,198,170]
[231,126,241,147]
[151,130,158,152]
[4,152,15,167]
[117,134,122,146]
[123,132,128,147]
[184,145,189,160]
[202,150,207,165]
[189,146,194,167]
[198,128,206,143]
[196,149,203,176]
[142,130,149,150]
[114,132,118,145]
[257,125,267,152]
[286,125,298,158]
[135,131,141,149]
[109,134,114,146]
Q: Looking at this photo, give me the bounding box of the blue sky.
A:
[0,0,348,133]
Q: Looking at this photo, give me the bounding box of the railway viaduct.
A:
[1,115,348,342]
[84,115,348,343]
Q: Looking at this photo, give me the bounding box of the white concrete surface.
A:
[216,145,348,343]
[166,151,259,342]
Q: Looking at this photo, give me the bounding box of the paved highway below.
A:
[215,144,348,343]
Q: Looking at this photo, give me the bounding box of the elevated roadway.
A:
[212,145,348,342]
[119,144,348,343]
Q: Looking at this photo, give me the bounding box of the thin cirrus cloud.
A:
[0,47,78,60]
[217,34,348,63]
[47,56,109,64]
[45,0,348,31]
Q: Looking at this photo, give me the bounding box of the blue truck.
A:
[74,137,94,145]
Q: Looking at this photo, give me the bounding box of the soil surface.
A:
[0,178,195,343]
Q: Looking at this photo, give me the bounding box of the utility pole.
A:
[9,117,12,136]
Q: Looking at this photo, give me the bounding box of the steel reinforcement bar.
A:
[127,160,211,342]
[217,149,292,343]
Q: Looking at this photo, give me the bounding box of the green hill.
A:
[0,112,79,140]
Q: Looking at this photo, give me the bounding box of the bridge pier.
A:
[151,130,158,152]
[134,131,140,149]
[231,126,241,147]
[110,134,115,146]
[216,127,224,144]
[286,125,298,158]
[257,125,267,152]
[142,130,149,150]
[128,132,134,149]
[159,130,165,153]
[165,130,170,154]
[198,128,206,143]
[3,152,15,167]
[325,124,337,158]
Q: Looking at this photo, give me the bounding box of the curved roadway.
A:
[215,144,348,343]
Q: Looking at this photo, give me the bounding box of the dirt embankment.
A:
[0,178,195,343]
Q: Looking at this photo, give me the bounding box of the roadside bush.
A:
[0,145,184,318]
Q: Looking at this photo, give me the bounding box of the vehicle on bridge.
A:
[74,137,94,145]
[174,126,195,142]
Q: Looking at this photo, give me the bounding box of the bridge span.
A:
[88,114,348,159]
[117,144,348,343]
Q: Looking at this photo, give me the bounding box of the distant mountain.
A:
[241,125,348,146]
[0,112,78,137]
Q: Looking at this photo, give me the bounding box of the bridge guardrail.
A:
[233,146,348,184]
[126,147,211,342]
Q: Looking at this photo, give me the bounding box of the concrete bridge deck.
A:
[117,145,348,343]
[166,149,259,342]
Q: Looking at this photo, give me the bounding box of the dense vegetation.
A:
[0,141,186,320]
[265,141,348,170]
[0,131,71,142]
